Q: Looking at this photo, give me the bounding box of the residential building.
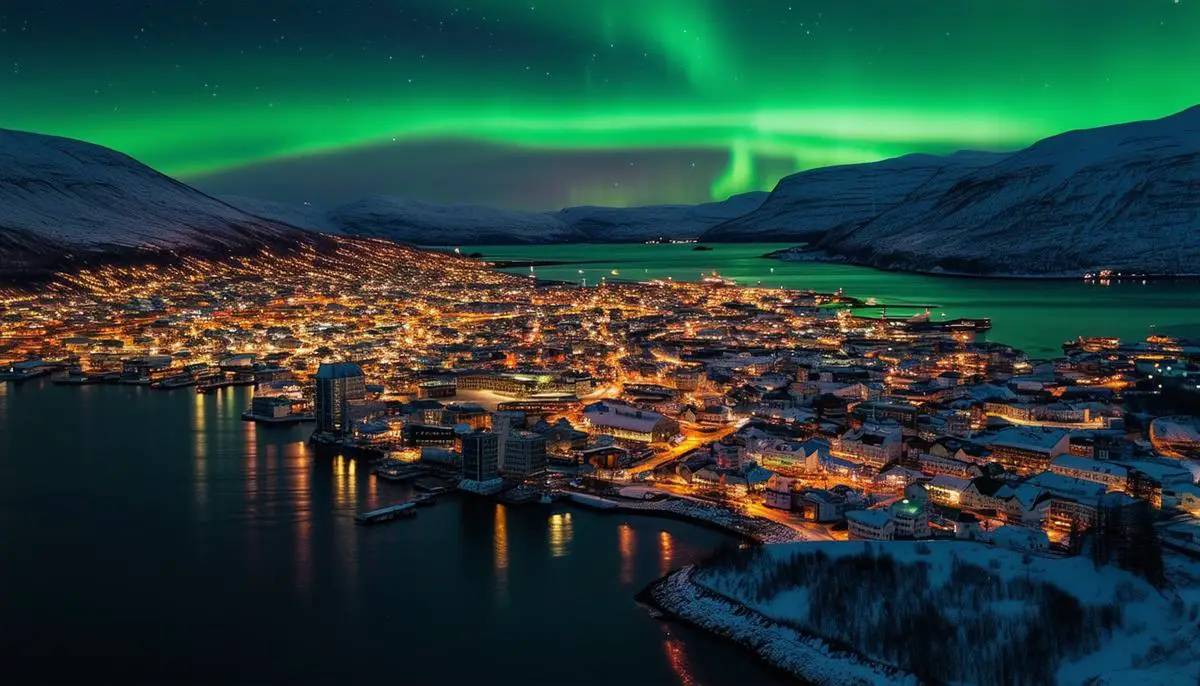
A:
[1049,455,1128,490]
[986,428,1070,475]
[925,474,971,507]
[764,475,797,510]
[830,421,902,472]
[847,509,895,540]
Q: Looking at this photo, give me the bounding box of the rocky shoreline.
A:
[638,566,914,686]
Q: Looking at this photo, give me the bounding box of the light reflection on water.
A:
[659,530,675,578]
[619,522,636,584]
[192,391,207,512]
[0,380,794,686]
[494,503,509,601]
[549,511,573,558]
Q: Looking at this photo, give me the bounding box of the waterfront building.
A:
[501,432,548,478]
[461,432,503,494]
[314,362,367,436]
[250,395,294,420]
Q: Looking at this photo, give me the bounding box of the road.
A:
[647,481,838,541]
[626,424,738,475]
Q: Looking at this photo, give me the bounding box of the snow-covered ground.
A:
[645,566,916,686]
[671,540,1200,686]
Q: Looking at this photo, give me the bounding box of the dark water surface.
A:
[465,242,1200,356]
[0,380,788,685]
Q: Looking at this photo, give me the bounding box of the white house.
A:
[847,509,895,541]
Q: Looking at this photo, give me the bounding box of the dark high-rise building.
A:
[314,362,366,436]
[462,432,500,483]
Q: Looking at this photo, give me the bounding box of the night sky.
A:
[2,1,1198,209]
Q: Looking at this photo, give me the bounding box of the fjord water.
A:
[470,243,1200,356]
[0,381,787,685]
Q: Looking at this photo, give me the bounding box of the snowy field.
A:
[652,540,1200,686]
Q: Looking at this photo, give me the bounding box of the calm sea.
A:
[0,380,788,685]
[464,242,1200,356]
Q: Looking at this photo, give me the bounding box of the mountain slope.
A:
[811,106,1200,275]
[326,197,585,245]
[229,192,769,244]
[0,128,308,276]
[751,107,1200,276]
[556,192,768,242]
[701,151,1008,242]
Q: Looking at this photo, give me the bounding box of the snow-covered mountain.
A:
[738,106,1200,276]
[228,192,768,245]
[555,192,769,242]
[326,197,587,244]
[701,151,1007,242]
[0,128,307,277]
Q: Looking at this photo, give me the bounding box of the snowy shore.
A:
[642,541,1200,686]
[640,566,914,685]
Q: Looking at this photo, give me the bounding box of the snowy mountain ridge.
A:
[730,106,1200,275]
[227,192,770,245]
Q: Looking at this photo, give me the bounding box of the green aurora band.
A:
[3,0,1198,204]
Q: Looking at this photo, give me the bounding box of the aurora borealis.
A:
[2,1,1198,208]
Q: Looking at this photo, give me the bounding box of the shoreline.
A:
[638,566,912,686]
[763,247,1200,282]
[564,492,810,544]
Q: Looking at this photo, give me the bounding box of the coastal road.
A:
[647,481,837,542]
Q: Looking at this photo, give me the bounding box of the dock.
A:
[374,464,429,482]
[354,502,417,525]
[196,378,255,393]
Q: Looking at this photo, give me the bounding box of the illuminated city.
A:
[3,2,1200,684]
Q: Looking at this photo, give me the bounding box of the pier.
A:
[354,501,417,525]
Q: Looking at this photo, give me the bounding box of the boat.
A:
[699,271,737,286]
[413,493,438,507]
